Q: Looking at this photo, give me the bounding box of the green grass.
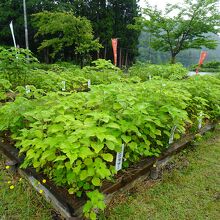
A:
[100,127,220,220]
[0,155,53,220]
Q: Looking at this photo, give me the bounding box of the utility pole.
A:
[23,0,29,50]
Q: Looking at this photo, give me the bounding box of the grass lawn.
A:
[100,127,220,220]
[0,155,53,220]
[0,127,219,220]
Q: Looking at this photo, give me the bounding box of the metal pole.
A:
[23,0,29,50]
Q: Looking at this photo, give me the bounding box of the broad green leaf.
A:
[87,166,95,176]
[106,122,120,129]
[90,212,96,220]
[101,153,113,162]
[96,133,105,142]
[121,134,131,144]
[128,142,138,151]
[91,142,104,153]
[105,135,118,143]
[106,141,115,150]
[54,155,67,162]
[80,170,88,181]
[68,188,76,195]
[79,147,94,159]
[84,158,93,166]
[83,201,93,213]
[92,177,101,186]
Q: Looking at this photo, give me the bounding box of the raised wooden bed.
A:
[0,122,217,219]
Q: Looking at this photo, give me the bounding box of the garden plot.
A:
[0,74,220,219]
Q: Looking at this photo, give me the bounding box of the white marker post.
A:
[115,144,125,172]
[61,81,66,91]
[169,125,177,144]
[198,112,203,130]
[25,85,30,94]
[88,79,91,89]
[9,21,17,49]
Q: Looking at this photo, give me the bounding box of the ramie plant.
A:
[0,75,220,219]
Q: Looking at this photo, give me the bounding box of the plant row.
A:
[0,47,189,102]
[0,75,219,219]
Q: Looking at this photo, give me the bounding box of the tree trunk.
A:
[125,49,128,68]
[80,55,83,69]
[97,50,100,59]
[44,48,49,64]
[104,46,107,59]
[119,48,122,68]
[170,55,176,64]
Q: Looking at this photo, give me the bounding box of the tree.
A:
[0,0,75,50]
[0,0,140,65]
[72,0,140,66]
[132,0,220,63]
[32,12,102,66]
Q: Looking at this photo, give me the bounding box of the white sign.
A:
[25,85,30,94]
[88,79,91,88]
[169,125,177,144]
[9,21,17,48]
[198,112,203,130]
[115,144,125,171]
[61,81,66,91]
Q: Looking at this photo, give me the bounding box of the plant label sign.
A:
[88,79,91,88]
[25,85,30,94]
[61,81,66,91]
[169,125,177,144]
[115,144,125,171]
[198,112,203,129]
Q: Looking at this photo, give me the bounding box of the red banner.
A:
[112,38,118,66]
[199,51,207,65]
[196,51,208,75]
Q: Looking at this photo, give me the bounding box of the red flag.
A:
[199,51,207,65]
[196,51,208,75]
[112,38,118,66]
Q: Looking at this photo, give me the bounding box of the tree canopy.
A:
[32,12,102,65]
[0,0,140,66]
[132,0,220,63]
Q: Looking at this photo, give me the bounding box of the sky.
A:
[139,0,184,10]
[139,0,220,11]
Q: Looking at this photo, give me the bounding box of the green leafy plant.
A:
[0,72,219,219]
[0,78,11,101]
[128,62,188,81]
[0,47,38,88]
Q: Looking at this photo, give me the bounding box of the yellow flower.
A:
[153,164,157,168]
[37,181,40,185]
[39,189,44,194]
[42,179,46,184]
[7,181,11,184]
[9,185,15,190]
[5,165,10,169]
[19,178,22,181]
